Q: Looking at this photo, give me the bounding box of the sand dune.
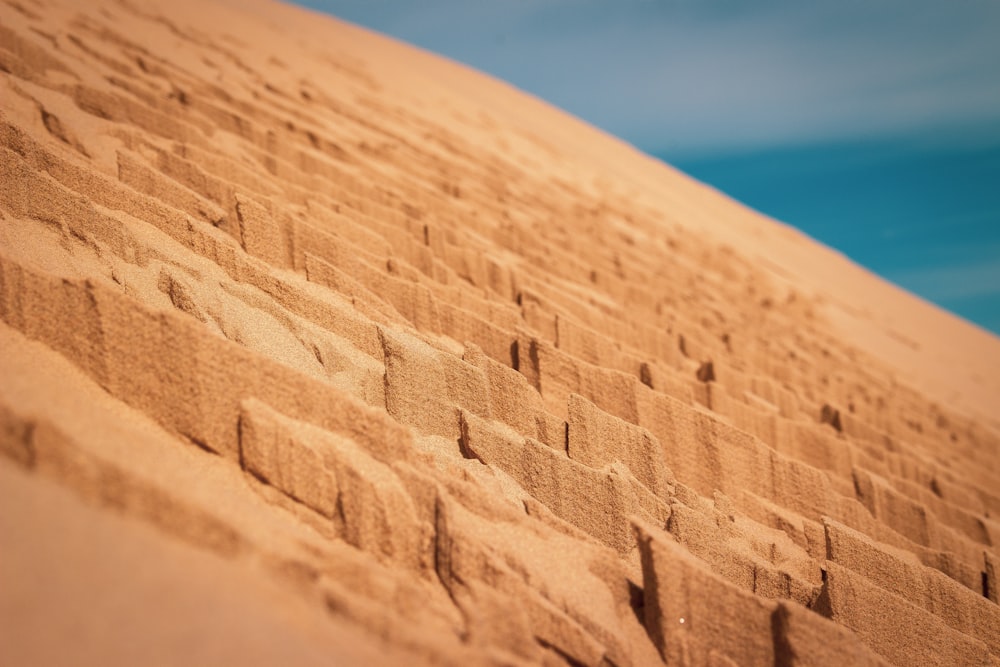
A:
[1,0,998,664]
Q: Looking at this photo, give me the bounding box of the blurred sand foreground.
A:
[1,0,998,664]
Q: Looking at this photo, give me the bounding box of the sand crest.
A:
[1,0,998,664]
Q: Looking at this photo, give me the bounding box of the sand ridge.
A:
[1,0,998,664]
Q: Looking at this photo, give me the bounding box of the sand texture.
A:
[2,0,999,664]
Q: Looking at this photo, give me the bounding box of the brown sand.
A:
[1,0,998,665]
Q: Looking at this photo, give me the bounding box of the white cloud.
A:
[889,258,1000,302]
[305,0,1000,156]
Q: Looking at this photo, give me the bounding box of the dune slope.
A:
[1,0,998,665]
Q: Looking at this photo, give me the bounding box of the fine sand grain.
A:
[1,0,998,665]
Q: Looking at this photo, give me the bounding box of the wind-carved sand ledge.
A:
[1,0,999,665]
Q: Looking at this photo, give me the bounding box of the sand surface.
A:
[1,0,998,664]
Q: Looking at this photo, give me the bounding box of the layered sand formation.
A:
[2,0,999,664]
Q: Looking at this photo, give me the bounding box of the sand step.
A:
[824,518,1000,657]
[820,561,992,666]
[633,518,887,667]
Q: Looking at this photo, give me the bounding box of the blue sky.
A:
[294,0,1000,334]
